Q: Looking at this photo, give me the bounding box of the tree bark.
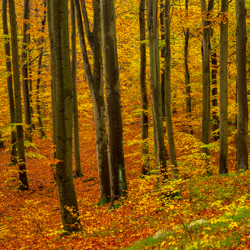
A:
[139,0,149,175]
[147,0,167,179]
[200,0,213,174]
[51,0,81,232]
[101,0,127,205]
[219,0,228,174]
[74,0,111,205]
[9,0,29,190]
[165,0,177,175]
[2,0,17,164]
[21,0,32,142]
[236,0,248,171]
[71,0,83,178]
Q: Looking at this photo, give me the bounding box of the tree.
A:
[74,0,110,204]
[164,0,177,175]
[21,0,32,142]
[9,0,29,190]
[147,0,167,179]
[200,0,214,174]
[50,0,81,232]
[139,0,149,175]
[101,0,127,204]
[219,0,228,174]
[2,0,17,164]
[236,0,248,171]
[70,0,83,178]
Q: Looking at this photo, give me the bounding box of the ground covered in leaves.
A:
[1,116,250,249]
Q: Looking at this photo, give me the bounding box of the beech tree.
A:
[139,0,149,175]
[147,0,167,179]
[219,0,228,174]
[2,0,17,164]
[101,0,127,204]
[50,0,81,232]
[9,0,29,190]
[236,0,248,171]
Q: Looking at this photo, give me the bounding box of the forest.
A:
[0,0,250,249]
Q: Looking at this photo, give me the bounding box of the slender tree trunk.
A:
[21,0,32,142]
[101,0,127,205]
[2,0,17,164]
[165,0,177,175]
[236,0,248,171]
[139,0,149,175]
[147,0,167,179]
[71,0,83,178]
[36,2,46,139]
[74,0,111,205]
[160,0,165,121]
[184,0,191,125]
[200,0,213,174]
[51,0,81,233]
[9,0,29,190]
[219,0,228,174]
[47,0,57,160]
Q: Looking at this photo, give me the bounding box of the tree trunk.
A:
[9,0,29,190]
[184,0,191,124]
[165,0,177,175]
[219,0,228,174]
[74,0,111,205]
[139,0,149,175]
[200,0,213,174]
[21,0,32,142]
[2,0,17,164]
[51,0,81,233]
[36,2,46,139]
[47,0,57,160]
[147,0,167,179]
[236,0,248,171]
[0,132,4,148]
[71,0,83,178]
[101,0,127,205]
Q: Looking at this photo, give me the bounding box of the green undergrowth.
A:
[125,171,250,250]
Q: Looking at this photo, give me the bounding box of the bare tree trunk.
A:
[74,0,111,205]
[2,0,17,164]
[165,0,177,175]
[139,0,149,175]
[101,0,127,205]
[236,0,248,171]
[147,0,167,179]
[36,2,46,139]
[9,0,29,190]
[200,0,214,174]
[71,0,83,178]
[21,0,32,142]
[51,0,81,233]
[219,0,228,174]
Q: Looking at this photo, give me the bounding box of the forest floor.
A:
[1,118,250,249]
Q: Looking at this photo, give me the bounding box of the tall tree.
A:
[70,0,83,178]
[200,0,214,174]
[165,0,177,175]
[236,0,248,171]
[51,0,81,232]
[219,0,228,174]
[101,0,127,205]
[2,0,17,164]
[9,0,29,190]
[36,1,46,138]
[21,0,32,142]
[147,0,167,179]
[74,0,110,204]
[139,0,149,175]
